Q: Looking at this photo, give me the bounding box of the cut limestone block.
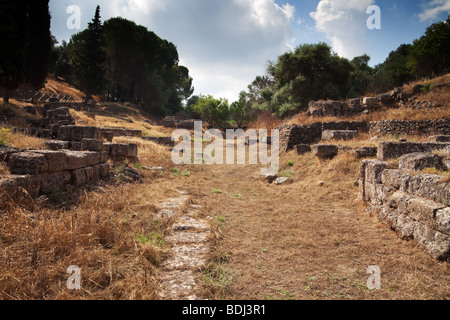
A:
[399,152,444,171]
[312,144,339,160]
[322,130,358,141]
[8,152,49,175]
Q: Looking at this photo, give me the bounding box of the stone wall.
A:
[369,119,450,136]
[278,121,368,152]
[0,149,110,204]
[358,145,450,260]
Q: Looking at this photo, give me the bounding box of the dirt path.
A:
[164,152,450,300]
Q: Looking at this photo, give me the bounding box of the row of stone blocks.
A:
[358,143,450,260]
[0,149,110,201]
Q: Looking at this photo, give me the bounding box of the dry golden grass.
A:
[403,73,450,93]
[43,75,85,102]
[113,136,173,168]
[8,132,46,150]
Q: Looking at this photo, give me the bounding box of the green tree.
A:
[373,44,413,92]
[192,95,229,128]
[349,54,374,97]
[103,17,193,115]
[408,15,450,78]
[229,101,249,128]
[245,43,354,118]
[68,5,107,101]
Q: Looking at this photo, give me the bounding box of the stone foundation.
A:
[358,149,450,260]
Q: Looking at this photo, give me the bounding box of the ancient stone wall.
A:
[369,119,450,136]
[0,149,110,204]
[358,143,450,260]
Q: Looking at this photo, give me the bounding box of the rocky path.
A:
[156,191,212,300]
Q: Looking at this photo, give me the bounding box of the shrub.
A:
[0,128,10,146]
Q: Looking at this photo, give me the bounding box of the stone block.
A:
[45,140,71,151]
[322,130,358,141]
[0,146,19,162]
[363,97,378,106]
[8,152,48,175]
[126,144,138,157]
[312,144,339,160]
[40,171,72,193]
[71,168,86,186]
[434,207,450,236]
[377,142,450,160]
[413,223,450,261]
[65,151,88,171]
[295,144,312,155]
[110,144,129,156]
[33,150,68,173]
[57,126,72,141]
[399,152,444,171]
[81,138,104,152]
[353,147,377,159]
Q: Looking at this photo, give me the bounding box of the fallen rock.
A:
[274,177,293,185]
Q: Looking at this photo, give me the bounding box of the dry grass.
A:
[43,75,85,102]
[113,136,173,168]
[8,132,46,150]
[403,73,450,93]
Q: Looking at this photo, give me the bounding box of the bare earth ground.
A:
[171,152,450,300]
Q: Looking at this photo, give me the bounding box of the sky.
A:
[49,0,450,102]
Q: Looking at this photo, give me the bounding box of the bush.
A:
[0,128,10,146]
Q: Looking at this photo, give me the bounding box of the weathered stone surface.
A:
[353,147,377,159]
[363,97,378,106]
[45,140,71,151]
[40,171,72,193]
[65,151,88,171]
[413,223,450,261]
[428,135,450,143]
[308,100,350,117]
[33,150,68,173]
[312,144,338,160]
[274,177,293,185]
[370,119,450,137]
[8,152,49,175]
[377,141,450,160]
[295,144,312,155]
[322,130,358,141]
[399,152,444,171]
[406,174,449,205]
[58,125,102,142]
[81,138,104,152]
[434,207,450,236]
[261,172,277,183]
[0,146,19,162]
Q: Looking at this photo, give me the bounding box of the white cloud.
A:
[309,0,374,59]
[104,0,295,101]
[418,0,450,21]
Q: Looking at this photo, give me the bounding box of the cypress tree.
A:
[24,0,51,90]
[69,5,107,102]
[0,0,28,103]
